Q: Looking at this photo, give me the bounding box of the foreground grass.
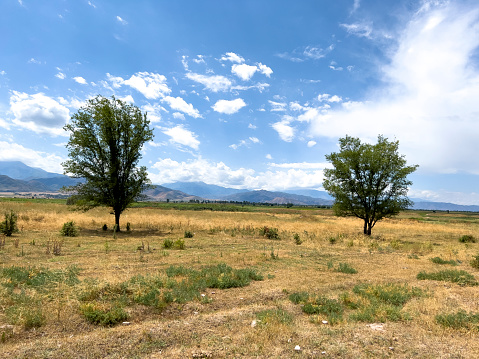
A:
[0,199,479,357]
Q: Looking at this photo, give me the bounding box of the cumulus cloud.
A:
[258,63,273,77]
[186,73,232,92]
[231,63,257,81]
[212,98,246,114]
[9,92,70,136]
[308,1,479,175]
[123,72,171,99]
[272,120,295,142]
[141,103,164,123]
[0,141,64,173]
[73,76,87,85]
[220,52,244,63]
[307,140,317,147]
[162,96,201,118]
[162,125,200,150]
[149,157,326,190]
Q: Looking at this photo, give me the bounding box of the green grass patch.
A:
[430,257,458,266]
[417,270,478,286]
[256,308,294,327]
[334,262,358,274]
[289,292,343,324]
[436,310,479,330]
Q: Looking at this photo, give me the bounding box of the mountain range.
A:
[0,161,478,211]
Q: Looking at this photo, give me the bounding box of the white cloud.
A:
[272,121,295,142]
[307,140,317,147]
[55,72,66,80]
[9,92,70,136]
[249,137,260,143]
[308,2,479,175]
[231,63,257,81]
[186,73,232,92]
[220,52,244,63]
[304,45,334,59]
[248,123,257,129]
[88,1,96,8]
[106,73,124,89]
[268,162,330,169]
[340,22,373,38]
[162,125,200,150]
[172,112,185,120]
[212,98,246,114]
[0,141,64,173]
[116,16,128,25]
[141,103,165,123]
[229,136,261,150]
[258,63,273,77]
[269,100,287,112]
[409,188,479,206]
[163,96,200,118]
[123,72,171,99]
[149,157,325,190]
[28,58,42,64]
[266,154,272,160]
[73,76,87,85]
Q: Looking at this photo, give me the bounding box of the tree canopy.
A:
[62,96,154,230]
[323,135,418,235]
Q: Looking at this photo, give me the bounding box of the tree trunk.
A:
[114,210,121,232]
[363,220,372,236]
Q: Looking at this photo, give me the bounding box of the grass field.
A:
[1,198,479,358]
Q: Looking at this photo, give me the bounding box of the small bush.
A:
[163,239,174,249]
[328,236,337,244]
[334,263,358,274]
[259,226,280,240]
[470,254,479,269]
[459,235,476,243]
[80,303,129,327]
[23,308,46,330]
[436,310,479,330]
[175,239,185,250]
[417,270,478,286]
[102,224,108,231]
[0,210,18,237]
[430,257,458,266]
[60,221,78,237]
[126,222,131,231]
[184,230,194,238]
[293,233,302,245]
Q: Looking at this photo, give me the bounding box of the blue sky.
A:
[1,0,479,205]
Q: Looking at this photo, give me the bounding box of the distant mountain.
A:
[0,175,50,192]
[0,161,61,180]
[282,189,333,200]
[32,176,82,191]
[411,201,479,212]
[162,181,247,199]
[143,185,203,202]
[221,189,333,206]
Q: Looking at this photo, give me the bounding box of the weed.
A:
[175,239,185,250]
[430,256,458,266]
[184,230,194,238]
[471,254,479,269]
[13,237,19,248]
[417,270,478,286]
[270,247,279,260]
[126,222,131,231]
[0,210,18,237]
[435,310,479,330]
[80,302,129,327]
[293,233,302,245]
[163,239,174,249]
[259,226,280,240]
[23,307,46,330]
[334,263,358,274]
[408,254,419,259]
[459,235,476,243]
[328,236,337,244]
[60,221,78,237]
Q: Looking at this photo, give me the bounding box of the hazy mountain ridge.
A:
[0,161,478,211]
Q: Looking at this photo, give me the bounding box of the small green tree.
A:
[0,210,18,236]
[62,96,154,231]
[323,135,418,235]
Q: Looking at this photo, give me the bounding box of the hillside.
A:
[162,181,247,199]
[0,161,60,180]
[221,189,333,206]
[143,185,203,202]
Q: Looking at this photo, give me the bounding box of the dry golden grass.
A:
[0,199,479,358]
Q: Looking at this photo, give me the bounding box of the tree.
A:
[323,135,418,236]
[62,96,154,231]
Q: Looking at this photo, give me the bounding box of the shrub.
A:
[459,235,476,243]
[126,222,131,231]
[259,226,280,240]
[80,303,128,327]
[23,308,46,330]
[163,239,174,249]
[417,270,478,286]
[184,230,194,238]
[60,221,78,237]
[175,239,185,250]
[256,308,294,327]
[471,254,479,269]
[102,224,108,231]
[0,210,18,237]
[430,257,458,266]
[293,233,302,245]
[334,263,358,274]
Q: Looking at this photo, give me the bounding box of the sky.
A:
[1,0,479,205]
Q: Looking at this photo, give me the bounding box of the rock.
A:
[322,320,328,324]
[294,345,301,351]
[367,323,384,331]
[251,320,257,328]
[122,322,130,326]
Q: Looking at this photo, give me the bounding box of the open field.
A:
[1,199,479,358]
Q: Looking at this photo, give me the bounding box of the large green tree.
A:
[62,96,154,230]
[323,135,418,235]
